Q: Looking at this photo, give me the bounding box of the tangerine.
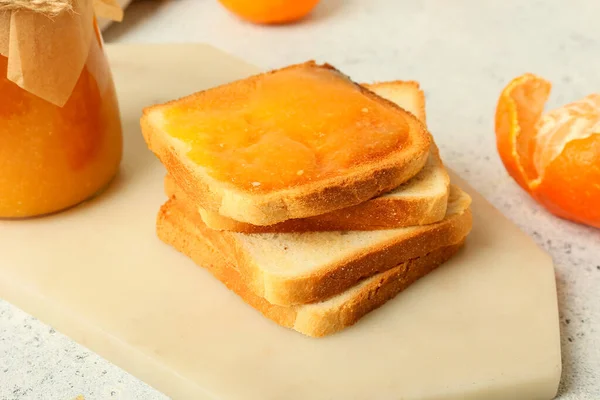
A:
[495,74,600,228]
[218,0,320,25]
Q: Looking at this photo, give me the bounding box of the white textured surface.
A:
[0,0,599,399]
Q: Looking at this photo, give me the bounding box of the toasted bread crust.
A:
[141,61,431,226]
[167,186,472,306]
[156,199,465,337]
[164,144,449,232]
[364,80,427,124]
[200,190,448,230]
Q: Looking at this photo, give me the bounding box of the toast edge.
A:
[164,173,449,232]
[261,207,472,306]
[171,186,472,306]
[156,199,466,337]
[163,142,451,232]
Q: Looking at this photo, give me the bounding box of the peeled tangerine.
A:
[495,74,600,228]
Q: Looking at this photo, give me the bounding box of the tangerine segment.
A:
[532,134,600,228]
[533,94,600,178]
[494,74,551,190]
[163,64,414,192]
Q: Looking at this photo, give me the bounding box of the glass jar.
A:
[0,21,122,218]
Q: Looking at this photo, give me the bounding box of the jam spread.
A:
[162,65,412,192]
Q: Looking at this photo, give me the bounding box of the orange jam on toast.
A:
[162,63,413,192]
[0,22,122,218]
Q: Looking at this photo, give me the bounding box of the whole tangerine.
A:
[218,0,321,25]
[495,74,600,228]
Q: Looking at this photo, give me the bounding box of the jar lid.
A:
[0,0,123,107]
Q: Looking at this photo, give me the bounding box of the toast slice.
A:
[164,81,451,232]
[165,185,472,306]
[157,198,466,337]
[142,61,431,226]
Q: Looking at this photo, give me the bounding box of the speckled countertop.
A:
[1,0,599,398]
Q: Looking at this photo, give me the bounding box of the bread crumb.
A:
[361,107,369,113]
[219,143,224,147]
[297,170,304,176]
[252,182,261,187]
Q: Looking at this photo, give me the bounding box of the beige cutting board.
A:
[0,44,561,400]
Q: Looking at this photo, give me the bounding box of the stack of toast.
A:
[141,62,473,337]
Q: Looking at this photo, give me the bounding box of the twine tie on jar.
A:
[0,0,74,17]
